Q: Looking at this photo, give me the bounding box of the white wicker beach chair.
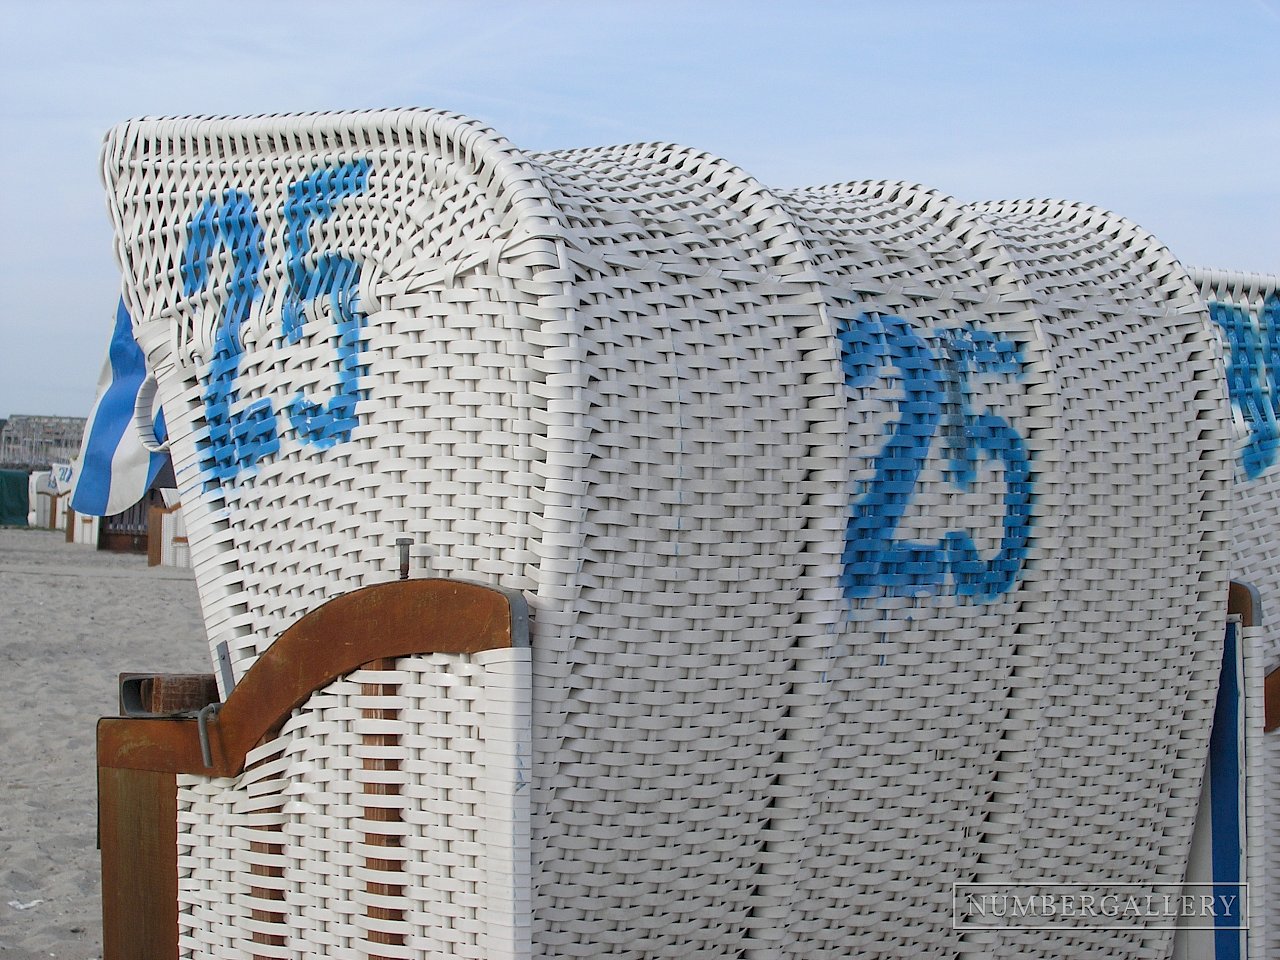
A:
[1189,267,1280,959]
[94,109,1246,959]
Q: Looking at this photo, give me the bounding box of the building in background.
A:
[0,415,87,471]
[0,413,181,558]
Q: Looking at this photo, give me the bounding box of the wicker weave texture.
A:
[176,649,530,960]
[1191,267,1280,959]
[159,506,192,568]
[101,110,1233,958]
[954,200,1231,960]
[1242,623,1270,960]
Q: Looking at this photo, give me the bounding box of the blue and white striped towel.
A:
[70,300,167,516]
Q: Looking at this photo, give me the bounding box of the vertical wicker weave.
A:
[1191,267,1279,960]
[177,650,530,959]
[100,110,1233,958]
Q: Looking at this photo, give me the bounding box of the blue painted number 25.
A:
[180,161,370,483]
[840,314,1033,601]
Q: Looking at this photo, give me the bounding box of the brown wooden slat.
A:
[120,673,219,716]
[1226,581,1279,733]
[147,505,162,566]
[1266,667,1280,734]
[98,716,205,773]
[99,767,178,960]
[1228,581,1259,628]
[148,502,183,567]
[363,659,406,955]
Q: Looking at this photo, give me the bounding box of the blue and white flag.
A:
[71,299,168,516]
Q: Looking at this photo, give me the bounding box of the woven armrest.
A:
[96,578,527,960]
[98,578,525,777]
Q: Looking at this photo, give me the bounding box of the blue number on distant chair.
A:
[840,313,1033,601]
[180,162,370,482]
[1210,295,1280,479]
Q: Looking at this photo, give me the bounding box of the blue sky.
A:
[1,0,1276,417]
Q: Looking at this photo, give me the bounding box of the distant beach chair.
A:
[91,110,1267,959]
[147,490,191,568]
[29,469,51,527]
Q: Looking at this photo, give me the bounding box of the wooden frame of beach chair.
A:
[97,577,528,960]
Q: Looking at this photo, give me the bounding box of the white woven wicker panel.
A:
[103,112,562,684]
[1190,267,1280,958]
[176,648,530,960]
[724,180,1047,958]
[159,507,192,568]
[101,109,1234,958]
[1240,624,1269,960]
[521,144,842,957]
[1192,268,1280,616]
[963,200,1230,959]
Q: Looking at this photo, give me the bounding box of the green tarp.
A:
[0,470,29,526]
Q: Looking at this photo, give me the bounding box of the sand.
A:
[0,528,208,960]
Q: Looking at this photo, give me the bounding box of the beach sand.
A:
[0,528,208,960]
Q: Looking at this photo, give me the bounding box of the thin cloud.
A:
[1,0,1276,417]
[1253,0,1280,20]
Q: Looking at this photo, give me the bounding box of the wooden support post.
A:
[99,767,178,960]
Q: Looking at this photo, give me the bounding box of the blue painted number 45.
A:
[180,161,370,484]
